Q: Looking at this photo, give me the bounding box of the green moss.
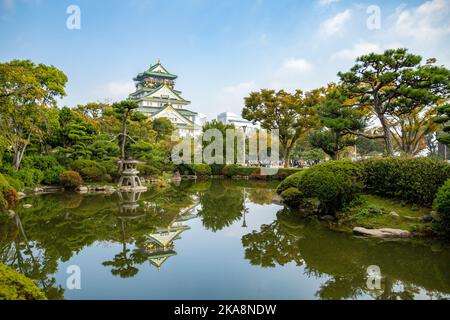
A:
[0,263,47,300]
[340,194,432,232]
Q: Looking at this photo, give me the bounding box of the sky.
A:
[1,0,450,120]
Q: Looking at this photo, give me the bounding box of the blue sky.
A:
[1,0,449,119]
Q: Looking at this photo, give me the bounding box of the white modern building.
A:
[217,112,259,131]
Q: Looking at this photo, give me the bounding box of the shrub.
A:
[280,187,303,207]
[71,160,108,182]
[14,168,44,187]
[176,163,194,175]
[0,173,18,211]
[210,164,225,175]
[21,155,60,171]
[190,164,212,176]
[276,170,306,194]
[42,166,64,185]
[71,159,107,173]
[137,164,161,176]
[0,263,47,300]
[222,165,258,177]
[277,160,362,215]
[360,157,450,206]
[59,171,83,190]
[80,167,107,182]
[4,176,24,192]
[433,179,450,237]
[275,168,303,180]
[100,160,120,181]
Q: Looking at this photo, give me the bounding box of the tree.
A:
[309,86,366,160]
[390,104,439,156]
[339,49,450,155]
[435,103,450,146]
[242,89,322,167]
[108,100,146,166]
[152,117,175,140]
[0,60,67,169]
[202,120,236,163]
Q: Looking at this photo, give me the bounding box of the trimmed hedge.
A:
[433,179,450,237]
[59,171,83,190]
[280,187,303,208]
[278,161,363,215]
[360,157,450,207]
[277,170,306,194]
[0,263,46,300]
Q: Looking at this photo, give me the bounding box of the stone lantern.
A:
[117,159,147,192]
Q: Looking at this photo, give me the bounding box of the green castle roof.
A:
[134,60,178,81]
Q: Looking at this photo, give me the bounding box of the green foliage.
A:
[0,60,68,169]
[433,179,450,237]
[42,166,64,185]
[242,88,323,166]
[175,164,211,176]
[222,165,258,177]
[137,164,161,176]
[80,167,109,182]
[0,263,47,300]
[189,164,212,176]
[210,164,225,175]
[152,117,175,139]
[20,155,64,185]
[280,187,302,207]
[360,157,450,206]
[435,103,450,146]
[278,161,363,214]
[4,175,24,192]
[310,86,366,160]
[59,171,83,189]
[15,168,44,187]
[71,159,108,182]
[276,170,306,194]
[339,48,450,155]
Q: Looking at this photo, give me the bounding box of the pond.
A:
[0,179,449,300]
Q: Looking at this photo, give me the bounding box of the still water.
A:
[0,179,449,300]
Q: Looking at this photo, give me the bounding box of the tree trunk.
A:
[283,147,290,168]
[13,143,28,170]
[378,114,394,156]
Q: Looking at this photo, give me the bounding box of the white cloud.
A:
[96,81,135,101]
[331,42,382,60]
[222,81,257,94]
[320,9,351,36]
[392,0,450,42]
[318,0,339,6]
[280,57,314,73]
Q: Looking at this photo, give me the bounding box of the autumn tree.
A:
[242,89,323,167]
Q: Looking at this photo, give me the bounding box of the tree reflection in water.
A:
[0,180,448,300]
[242,208,450,300]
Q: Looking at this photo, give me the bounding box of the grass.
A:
[338,194,434,234]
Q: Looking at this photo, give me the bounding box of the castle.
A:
[129,59,204,136]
